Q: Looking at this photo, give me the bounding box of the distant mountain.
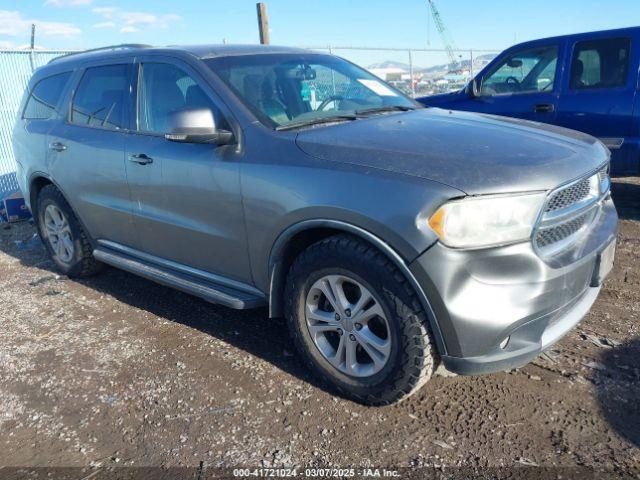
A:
[475,53,498,61]
[368,53,497,75]
[418,53,496,74]
[418,64,448,74]
[367,60,412,70]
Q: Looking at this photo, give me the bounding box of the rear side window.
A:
[71,64,130,130]
[23,72,71,120]
[570,38,630,90]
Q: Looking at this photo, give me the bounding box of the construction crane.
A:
[426,0,459,70]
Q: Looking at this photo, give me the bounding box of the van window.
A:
[570,38,630,90]
[481,46,559,96]
[71,64,130,130]
[137,63,227,134]
[23,72,72,120]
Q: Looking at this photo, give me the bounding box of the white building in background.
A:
[368,67,407,81]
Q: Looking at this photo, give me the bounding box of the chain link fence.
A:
[0,46,499,198]
[306,46,500,98]
[0,49,75,198]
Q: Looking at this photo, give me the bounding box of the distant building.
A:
[368,67,407,81]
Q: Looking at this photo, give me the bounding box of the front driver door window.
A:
[481,45,559,96]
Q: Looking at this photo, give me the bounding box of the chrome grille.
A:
[535,210,593,248]
[534,164,609,256]
[544,177,592,213]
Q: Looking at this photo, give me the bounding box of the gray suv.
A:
[13,44,618,405]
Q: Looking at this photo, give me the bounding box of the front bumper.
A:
[409,197,618,375]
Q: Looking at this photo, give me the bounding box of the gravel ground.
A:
[0,178,638,478]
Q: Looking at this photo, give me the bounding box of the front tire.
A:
[284,234,437,405]
[36,185,102,278]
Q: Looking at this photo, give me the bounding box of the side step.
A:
[93,247,266,309]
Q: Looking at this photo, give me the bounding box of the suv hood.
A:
[295,108,609,195]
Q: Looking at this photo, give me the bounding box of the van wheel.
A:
[36,185,102,278]
[284,234,437,405]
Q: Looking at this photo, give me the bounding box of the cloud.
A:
[93,21,115,29]
[92,6,116,17]
[45,0,92,6]
[0,10,81,37]
[92,7,181,30]
[120,12,157,25]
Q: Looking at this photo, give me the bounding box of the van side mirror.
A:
[164,108,233,145]
[468,78,481,98]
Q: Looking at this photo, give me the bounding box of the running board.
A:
[93,247,266,310]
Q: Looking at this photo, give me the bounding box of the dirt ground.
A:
[0,179,638,479]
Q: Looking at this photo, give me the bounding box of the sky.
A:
[0,0,638,67]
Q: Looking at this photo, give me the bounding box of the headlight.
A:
[428,192,546,248]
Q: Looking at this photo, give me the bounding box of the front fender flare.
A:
[267,219,446,355]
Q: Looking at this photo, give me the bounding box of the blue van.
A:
[417,27,640,175]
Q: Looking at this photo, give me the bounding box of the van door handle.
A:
[128,153,153,165]
[49,142,67,152]
[534,103,555,113]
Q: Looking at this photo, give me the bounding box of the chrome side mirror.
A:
[165,108,233,145]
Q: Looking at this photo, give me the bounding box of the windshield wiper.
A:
[354,105,416,116]
[275,106,416,131]
[276,114,359,131]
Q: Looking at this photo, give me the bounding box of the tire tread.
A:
[284,234,437,406]
[37,185,102,278]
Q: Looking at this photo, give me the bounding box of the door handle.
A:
[49,142,67,152]
[533,103,555,113]
[128,153,153,165]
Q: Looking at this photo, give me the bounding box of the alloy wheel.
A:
[305,274,391,377]
[43,204,74,264]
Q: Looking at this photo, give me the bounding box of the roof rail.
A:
[48,44,152,63]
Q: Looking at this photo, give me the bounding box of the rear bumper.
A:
[409,197,618,375]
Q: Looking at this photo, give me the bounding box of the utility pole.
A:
[29,24,36,72]
[256,3,270,45]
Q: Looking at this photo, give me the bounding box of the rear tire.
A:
[36,185,102,278]
[284,234,437,405]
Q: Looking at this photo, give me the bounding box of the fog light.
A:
[500,336,510,349]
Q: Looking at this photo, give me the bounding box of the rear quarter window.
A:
[23,71,72,120]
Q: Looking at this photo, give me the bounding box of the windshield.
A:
[205,53,416,129]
